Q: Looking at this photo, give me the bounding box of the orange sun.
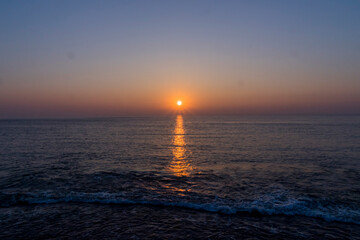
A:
[177,100,182,106]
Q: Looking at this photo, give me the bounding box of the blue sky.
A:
[1,0,360,117]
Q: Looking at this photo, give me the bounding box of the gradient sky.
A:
[1,0,360,118]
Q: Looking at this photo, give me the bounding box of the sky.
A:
[0,0,359,118]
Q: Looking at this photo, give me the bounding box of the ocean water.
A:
[0,115,360,239]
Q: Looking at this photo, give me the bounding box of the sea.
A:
[0,115,359,239]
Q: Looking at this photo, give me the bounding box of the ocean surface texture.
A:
[0,116,359,239]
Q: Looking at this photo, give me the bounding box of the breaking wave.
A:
[1,191,359,225]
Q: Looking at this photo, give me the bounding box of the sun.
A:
[177,100,182,106]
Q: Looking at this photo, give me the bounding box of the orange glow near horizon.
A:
[1,67,360,117]
[1,81,359,117]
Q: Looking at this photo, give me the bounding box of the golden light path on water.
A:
[169,115,193,177]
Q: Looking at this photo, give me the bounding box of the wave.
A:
[1,191,359,225]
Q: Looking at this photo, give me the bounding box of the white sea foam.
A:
[1,191,359,225]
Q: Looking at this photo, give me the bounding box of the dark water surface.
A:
[1,115,360,239]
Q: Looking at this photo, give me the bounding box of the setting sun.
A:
[177,100,182,106]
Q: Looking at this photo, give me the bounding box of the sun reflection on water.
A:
[169,115,193,177]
